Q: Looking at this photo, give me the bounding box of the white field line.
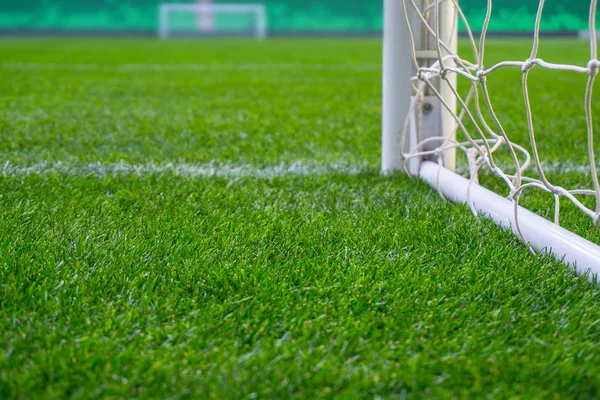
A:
[0,160,595,179]
[2,62,381,73]
[0,161,372,179]
[456,161,600,175]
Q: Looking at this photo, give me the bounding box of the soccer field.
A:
[2,38,600,398]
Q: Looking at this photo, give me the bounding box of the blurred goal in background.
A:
[158,2,267,39]
[382,0,600,274]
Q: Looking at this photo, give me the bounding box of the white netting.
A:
[400,0,600,237]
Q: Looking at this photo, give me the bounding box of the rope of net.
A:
[399,0,600,243]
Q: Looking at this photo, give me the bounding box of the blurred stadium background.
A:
[0,0,593,36]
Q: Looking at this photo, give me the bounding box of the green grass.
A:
[1,38,600,398]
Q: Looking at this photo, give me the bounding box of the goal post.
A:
[383,0,600,276]
[197,0,215,32]
[158,3,267,39]
[383,0,457,175]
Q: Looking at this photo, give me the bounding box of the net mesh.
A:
[400,0,600,238]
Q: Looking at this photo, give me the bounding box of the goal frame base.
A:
[420,161,600,278]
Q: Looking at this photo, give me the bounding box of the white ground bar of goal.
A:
[420,161,600,279]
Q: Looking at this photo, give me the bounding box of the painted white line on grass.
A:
[0,161,373,178]
[458,161,600,175]
[537,161,598,174]
[1,160,595,179]
[2,62,381,73]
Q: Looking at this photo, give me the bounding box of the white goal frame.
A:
[158,3,267,39]
[382,0,600,277]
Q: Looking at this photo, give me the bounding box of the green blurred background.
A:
[0,0,593,35]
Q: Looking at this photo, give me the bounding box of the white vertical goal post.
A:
[158,3,267,39]
[197,0,215,33]
[382,0,600,276]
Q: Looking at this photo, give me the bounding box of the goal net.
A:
[158,3,267,39]
[383,0,600,274]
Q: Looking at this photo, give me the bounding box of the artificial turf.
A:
[1,38,600,398]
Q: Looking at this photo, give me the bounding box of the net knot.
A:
[475,154,487,167]
[440,68,450,80]
[521,59,536,72]
[476,70,486,82]
[588,59,600,75]
[507,189,519,202]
